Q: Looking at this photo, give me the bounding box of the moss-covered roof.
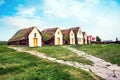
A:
[42,32,54,41]
[70,27,80,35]
[61,29,71,41]
[42,27,58,41]
[42,28,58,33]
[8,27,41,42]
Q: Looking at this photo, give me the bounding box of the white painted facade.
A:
[69,30,75,44]
[54,28,63,45]
[28,27,42,47]
[77,28,83,44]
[84,33,87,44]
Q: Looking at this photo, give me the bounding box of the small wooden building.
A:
[62,29,75,45]
[42,27,63,46]
[82,32,87,44]
[8,27,42,47]
[70,27,83,44]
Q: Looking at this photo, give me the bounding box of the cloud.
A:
[16,4,36,16]
[1,16,44,28]
[43,0,102,23]
[0,0,5,6]
[0,5,45,30]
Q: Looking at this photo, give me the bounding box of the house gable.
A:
[28,27,42,47]
[42,27,63,45]
[54,28,63,45]
[69,30,75,44]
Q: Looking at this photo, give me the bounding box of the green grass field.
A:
[25,46,92,65]
[71,44,120,65]
[0,45,102,80]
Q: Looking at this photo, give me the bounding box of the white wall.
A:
[54,28,63,45]
[84,33,87,44]
[28,27,42,47]
[70,30,75,44]
[77,28,83,44]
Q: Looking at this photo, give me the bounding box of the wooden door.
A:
[72,38,74,44]
[57,38,60,45]
[33,38,38,47]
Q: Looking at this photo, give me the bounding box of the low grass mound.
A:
[71,44,120,65]
[25,46,92,65]
[0,45,102,80]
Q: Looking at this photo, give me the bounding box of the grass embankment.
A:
[0,45,102,80]
[25,46,92,65]
[71,44,120,65]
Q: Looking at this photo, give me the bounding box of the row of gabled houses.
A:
[8,27,91,47]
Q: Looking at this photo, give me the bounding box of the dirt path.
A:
[8,46,120,80]
[8,46,91,71]
[63,46,120,80]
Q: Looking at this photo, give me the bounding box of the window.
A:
[58,32,59,34]
[34,33,36,37]
[71,34,73,36]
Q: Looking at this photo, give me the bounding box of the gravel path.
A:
[63,46,120,80]
[8,46,120,80]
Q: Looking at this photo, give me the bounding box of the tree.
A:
[116,37,118,44]
[96,36,101,42]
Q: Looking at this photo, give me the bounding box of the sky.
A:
[0,0,120,41]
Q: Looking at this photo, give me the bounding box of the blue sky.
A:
[0,0,120,41]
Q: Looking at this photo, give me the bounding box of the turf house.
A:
[42,27,63,46]
[62,29,75,45]
[8,27,42,47]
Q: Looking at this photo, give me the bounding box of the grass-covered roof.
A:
[42,32,54,41]
[42,27,58,41]
[62,29,71,41]
[70,27,80,35]
[8,27,41,42]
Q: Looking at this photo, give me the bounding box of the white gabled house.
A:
[71,27,83,44]
[62,29,75,45]
[42,27,63,45]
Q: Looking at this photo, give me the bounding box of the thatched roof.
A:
[8,27,40,42]
[61,29,71,41]
[42,28,58,33]
[70,27,80,35]
[42,28,58,41]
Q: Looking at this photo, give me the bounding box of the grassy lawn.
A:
[25,46,92,65]
[0,45,103,80]
[71,44,120,65]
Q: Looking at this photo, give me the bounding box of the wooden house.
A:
[62,29,75,45]
[8,27,42,47]
[70,27,83,44]
[42,27,63,46]
[82,32,87,44]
